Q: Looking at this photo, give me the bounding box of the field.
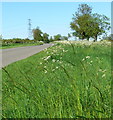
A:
[2,41,111,118]
[0,42,44,49]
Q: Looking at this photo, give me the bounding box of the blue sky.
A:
[2,2,111,39]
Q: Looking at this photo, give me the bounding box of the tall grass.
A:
[2,41,111,118]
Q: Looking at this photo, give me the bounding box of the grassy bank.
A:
[2,41,111,118]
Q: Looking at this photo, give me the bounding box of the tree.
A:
[32,27,43,41]
[102,34,113,41]
[111,34,113,40]
[91,13,110,41]
[68,33,71,39]
[62,36,68,40]
[70,4,93,40]
[54,34,62,41]
[0,35,2,40]
[49,36,53,42]
[70,4,110,41]
[0,35,2,45]
[43,33,49,43]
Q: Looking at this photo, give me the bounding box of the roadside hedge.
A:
[0,38,44,46]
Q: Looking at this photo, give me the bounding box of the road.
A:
[0,43,54,68]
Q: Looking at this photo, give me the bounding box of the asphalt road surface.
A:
[0,43,54,68]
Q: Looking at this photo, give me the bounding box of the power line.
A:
[28,19,32,39]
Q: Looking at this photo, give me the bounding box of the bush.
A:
[1,38,44,47]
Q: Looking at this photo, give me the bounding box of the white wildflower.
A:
[89,63,92,65]
[99,69,102,72]
[63,49,65,52]
[44,66,46,68]
[59,61,62,64]
[103,69,106,72]
[82,58,85,61]
[44,70,47,73]
[52,59,56,62]
[44,56,51,61]
[102,74,105,78]
[56,66,58,69]
[90,61,93,63]
[86,56,90,59]
[52,69,55,72]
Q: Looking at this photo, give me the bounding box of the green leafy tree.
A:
[62,36,68,40]
[70,4,110,41]
[43,33,49,43]
[49,36,54,42]
[102,34,113,41]
[68,33,71,37]
[68,33,71,40]
[70,4,92,40]
[54,34,62,41]
[32,27,43,41]
[91,13,110,41]
[76,4,92,16]
[111,34,113,40]
[0,35,2,40]
[0,35,2,46]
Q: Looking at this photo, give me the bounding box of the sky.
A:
[1,0,113,2]
[1,2,111,39]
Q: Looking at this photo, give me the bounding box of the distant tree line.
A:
[32,27,69,43]
[1,38,44,46]
[102,34,113,41]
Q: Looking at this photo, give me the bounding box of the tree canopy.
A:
[32,27,43,41]
[54,34,62,41]
[43,33,49,43]
[70,4,110,41]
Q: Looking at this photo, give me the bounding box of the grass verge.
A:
[2,41,111,118]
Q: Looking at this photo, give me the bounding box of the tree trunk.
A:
[87,37,90,41]
[94,35,97,42]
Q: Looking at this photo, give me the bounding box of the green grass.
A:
[0,42,43,49]
[2,42,111,118]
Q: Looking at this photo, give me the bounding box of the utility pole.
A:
[28,19,32,39]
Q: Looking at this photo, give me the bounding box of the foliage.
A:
[71,14,92,40]
[102,34,113,41]
[91,13,110,41]
[61,36,68,40]
[54,34,62,41]
[68,33,71,38]
[1,38,44,49]
[43,33,50,43]
[0,35,2,40]
[70,4,110,41]
[32,27,43,41]
[76,4,92,16]
[2,38,33,44]
[49,36,54,42]
[2,42,111,118]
